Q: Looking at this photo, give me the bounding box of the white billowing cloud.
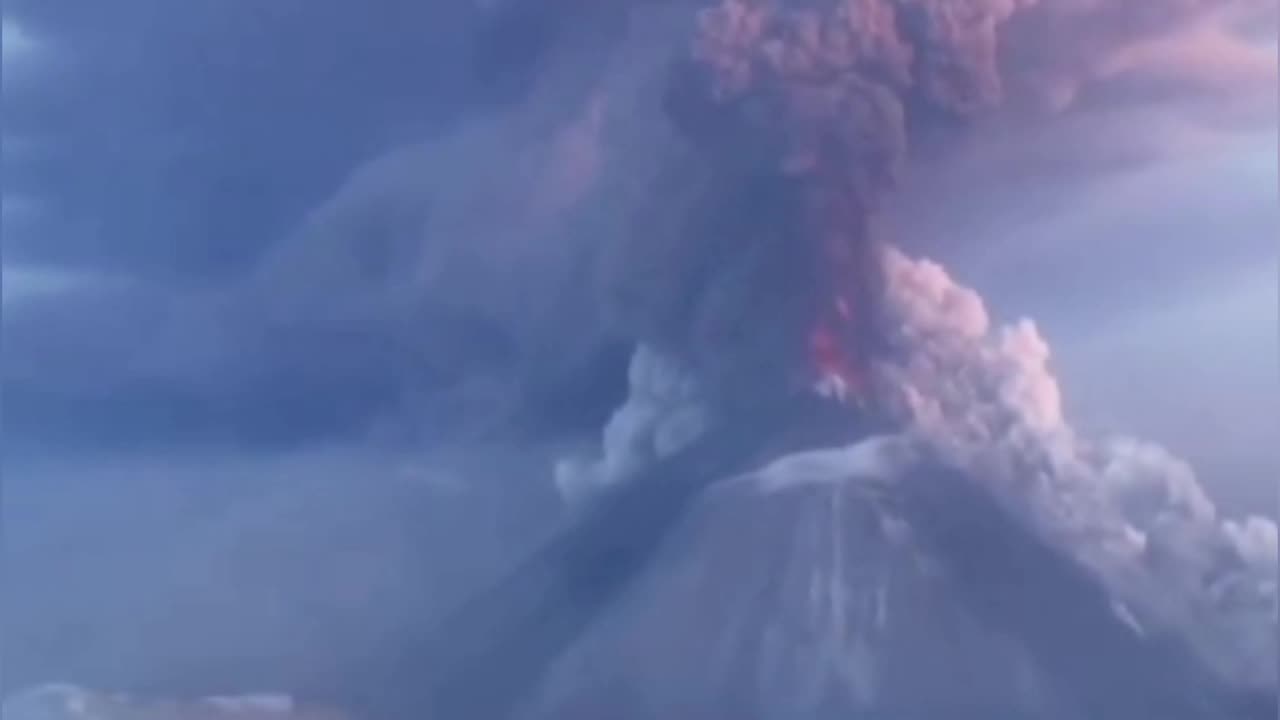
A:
[554,345,712,504]
[1098,438,1217,530]
[874,246,1277,685]
[1225,516,1280,569]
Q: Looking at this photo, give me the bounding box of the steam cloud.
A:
[554,346,713,504]
[867,247,1276,685]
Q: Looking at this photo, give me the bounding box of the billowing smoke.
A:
[868,247,1277,685]
[563,245,1276,702]
[554,346,713,504]
[589,0,1270,409]
[562,0,1275,493]
[543,3,1276,688]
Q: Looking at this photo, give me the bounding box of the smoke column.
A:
[592,0,1266,410]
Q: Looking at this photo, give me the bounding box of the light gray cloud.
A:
[872,246,1277,687]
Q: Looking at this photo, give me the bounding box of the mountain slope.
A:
[523,440,1272,719]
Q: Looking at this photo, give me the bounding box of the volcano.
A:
[321,393,1274,720]
[5,3,1274,719]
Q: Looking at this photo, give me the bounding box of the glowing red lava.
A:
[808,294,864,403]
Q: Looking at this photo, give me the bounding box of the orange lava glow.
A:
[808,295,864,402]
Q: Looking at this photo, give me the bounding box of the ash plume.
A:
[589,0,1269,409]
[516,1,1276,712]
[869,247,1279,688]
[234,0,1269,435]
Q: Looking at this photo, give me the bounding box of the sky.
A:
[2,0,1277,700]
